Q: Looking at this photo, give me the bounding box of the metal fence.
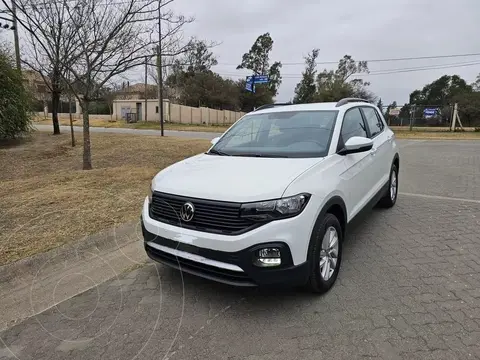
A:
[381,103,480,130]
[381,104,454,129]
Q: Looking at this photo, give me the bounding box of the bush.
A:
[88,101,110,115]
[0,50,32,140]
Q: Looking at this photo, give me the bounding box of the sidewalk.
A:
[0,221,147,331]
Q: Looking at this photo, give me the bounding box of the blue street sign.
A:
[254,75,269,84]
[423,108,438,117]
[245,75,269,92]
[246,75,269,84]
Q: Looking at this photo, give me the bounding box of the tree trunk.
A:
[81,100,92,170]
[51,91,61,135]
[69,96,76,147]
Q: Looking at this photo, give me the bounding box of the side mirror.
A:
[210,137,220,146]
[338,136,373,155]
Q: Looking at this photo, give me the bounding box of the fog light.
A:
[253,248,282,267]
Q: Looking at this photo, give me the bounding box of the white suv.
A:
[141,98,399,293]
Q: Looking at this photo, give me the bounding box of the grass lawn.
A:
[390,126,477,132]
[0,132,210,266]
[393,130,480,140]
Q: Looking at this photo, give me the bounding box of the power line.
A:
[367,60,480,73]
[216,52,480,66]
[141,57,480,81]
[214,61,480,79]
[359,61,480,76]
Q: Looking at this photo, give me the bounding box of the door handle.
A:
[387,135,394,143]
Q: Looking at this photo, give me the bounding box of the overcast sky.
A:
[1,0,478,106]
[171,0,480,105]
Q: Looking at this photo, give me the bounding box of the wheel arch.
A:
[306,196,347,264]
[393,152,400,170]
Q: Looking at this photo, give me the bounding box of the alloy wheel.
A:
[319,226,339,281]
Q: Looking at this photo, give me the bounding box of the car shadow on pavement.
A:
[131,203,390,326]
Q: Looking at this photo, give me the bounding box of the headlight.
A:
[240,193,311,221]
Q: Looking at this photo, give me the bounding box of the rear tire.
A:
[378,163,398,208]
[306,213,343,294]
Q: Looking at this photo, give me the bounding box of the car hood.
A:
[152,153,324,202]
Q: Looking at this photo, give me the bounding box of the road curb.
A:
[0,220,140,289]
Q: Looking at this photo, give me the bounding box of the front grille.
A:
[150,192,257,235]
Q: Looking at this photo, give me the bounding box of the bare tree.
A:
[148,55,176,100]
[2,0,80,135]
[61,71,76,146]
[148,55,176,85]
[62,0,193,170]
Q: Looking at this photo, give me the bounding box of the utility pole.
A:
[409,105,415,131]
[11,0,21,71]
[144,56,148,122]
[157,0,164,136]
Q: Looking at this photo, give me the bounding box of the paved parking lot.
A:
[1,139,480,360]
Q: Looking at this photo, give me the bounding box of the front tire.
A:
[378,163,398,208]
[306,213,343,294]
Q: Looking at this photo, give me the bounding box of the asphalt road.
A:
[33,124,221,140]
[2,140,480,360]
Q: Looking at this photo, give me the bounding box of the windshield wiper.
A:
[207,149,231,156]
[235,153,289,158]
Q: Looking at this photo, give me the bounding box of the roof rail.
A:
[254,103,292,111]
[335,98,370,107]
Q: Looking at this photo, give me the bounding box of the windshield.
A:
[209,110,338,158]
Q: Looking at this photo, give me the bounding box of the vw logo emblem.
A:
[179,202,195,222]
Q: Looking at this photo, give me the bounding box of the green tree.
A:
[3,0,80,136]
[166,40,240,110]
[293,48,319,104]
[236,79,273,112]
[376,98,384,112]
[472,73,480,91]
[453,92,480,127]
[236,33,282,110]
[171,72,240,110]
[384,101,398,125]
[408,75,476,126]
[183,39,218,73]
[399,103,411,119]
[0,48,32,140]
[409,75,472,106]
[315,55,374,102]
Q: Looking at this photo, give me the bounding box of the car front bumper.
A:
[143,224,309,287]
[141,197,314,287]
